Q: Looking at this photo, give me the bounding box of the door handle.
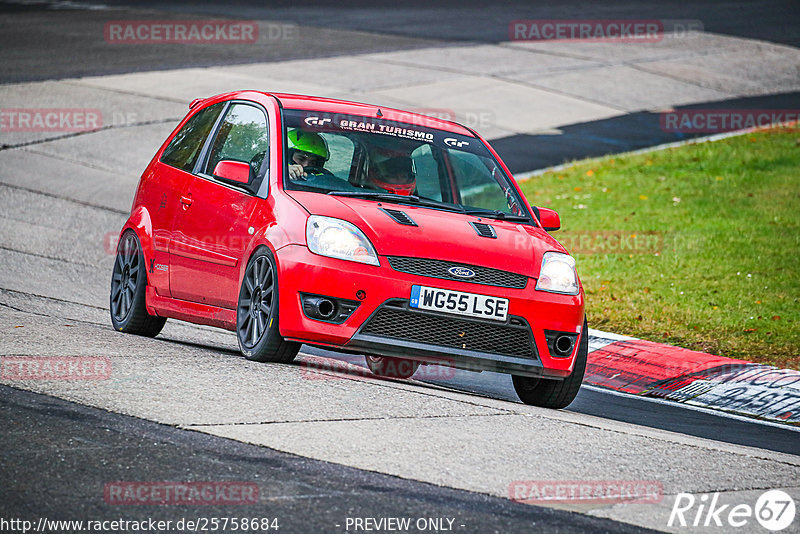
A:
[180,195,193,207]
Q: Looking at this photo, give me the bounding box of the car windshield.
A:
[282,108,530,220]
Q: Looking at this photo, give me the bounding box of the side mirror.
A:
[213,160,251,185]
[537,207,561,232]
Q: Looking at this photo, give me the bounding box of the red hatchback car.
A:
[110,91,587,408]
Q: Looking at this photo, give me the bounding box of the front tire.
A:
[109,230,166,337]
[236,248,299,363]
[513,318,588,409]
[364,355,420,379]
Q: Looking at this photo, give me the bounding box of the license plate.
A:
[409,285,508,322]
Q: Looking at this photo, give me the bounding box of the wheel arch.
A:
[237,222,295,289]
[120,206,155,272]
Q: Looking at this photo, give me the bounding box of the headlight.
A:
[306,215,380,266]
[535,252,579,295]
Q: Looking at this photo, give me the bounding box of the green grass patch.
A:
[519,127,800,368]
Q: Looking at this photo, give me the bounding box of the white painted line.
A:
[587,328,636,341]
[581,384,800,432]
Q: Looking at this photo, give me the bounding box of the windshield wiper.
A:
[329,191,421,203]
[461,208,531,222]
[328,191,464,212]
[329,191,530,220]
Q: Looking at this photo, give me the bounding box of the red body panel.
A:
[275,244,583,376]
[120,91,585,379]
[127,163,194,298]
[286,191,565,279]
[169,176,258,307]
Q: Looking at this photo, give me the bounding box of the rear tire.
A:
[236,248,299,363]
[513,318,588,408]
[109,231,166,337]
[364,355,420,379]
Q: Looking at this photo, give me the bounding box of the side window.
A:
[322,133,355,178]
[411,145,442,201]
[451,151,511,212]
[205,103,269,180]
[161,103,224,172]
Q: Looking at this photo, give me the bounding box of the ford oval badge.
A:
[448,266,475,278]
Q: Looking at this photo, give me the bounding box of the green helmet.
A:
[287,129,329,161]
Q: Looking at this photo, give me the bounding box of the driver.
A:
[287,129,329,180]
[368,155,416,195]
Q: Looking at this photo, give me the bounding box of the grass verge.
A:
[518,127,800,369]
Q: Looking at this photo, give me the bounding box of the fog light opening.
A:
[553,335,575,356]
[317,298,336,319]
[300,293,360,324]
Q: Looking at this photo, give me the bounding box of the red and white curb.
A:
[587,329,800,425]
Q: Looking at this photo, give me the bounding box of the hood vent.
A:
[380,208,417,227]
[469,221,497,238]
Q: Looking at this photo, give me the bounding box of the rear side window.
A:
[160,103,224,172]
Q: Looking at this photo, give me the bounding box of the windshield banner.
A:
[286,110,487,156]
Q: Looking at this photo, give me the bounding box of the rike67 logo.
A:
[669,490,795,531]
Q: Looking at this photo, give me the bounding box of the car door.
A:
[146,102,225,297]
[168,101,270,309]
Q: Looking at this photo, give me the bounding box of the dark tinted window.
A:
[205,103,269,180]
[411,144,442,201]
[281,109,529,218]
[160,103,224,172]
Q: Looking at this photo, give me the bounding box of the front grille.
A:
[360,304,536,359]
[387,256,528,289]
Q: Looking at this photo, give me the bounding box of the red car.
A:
[110,91,587,408]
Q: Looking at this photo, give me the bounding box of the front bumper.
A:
[276,245,584,378]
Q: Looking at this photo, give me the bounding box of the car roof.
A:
[269,92,476,137]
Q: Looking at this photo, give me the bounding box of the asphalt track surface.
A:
[1,2,800,533]
[3,1,800,173]
[3,0,800,84]
[299,347,800,457]
[1,385,653,533]
[3,0,791,451]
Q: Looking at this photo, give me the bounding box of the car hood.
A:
[287,191,566,278]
